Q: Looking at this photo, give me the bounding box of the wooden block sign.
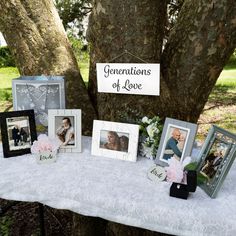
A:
[96,63,160,96]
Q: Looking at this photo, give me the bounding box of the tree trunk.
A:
[87,0,170,122]
[0,0,96,134]
[87,0,236,123]
[161,0,236,122]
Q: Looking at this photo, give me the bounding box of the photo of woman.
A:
[55,116,75,146]
[100,130,129,153]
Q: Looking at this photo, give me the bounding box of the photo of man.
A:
[7,116,31,151]
[200,141,228,181]
[55,116,75,146]
[160,125,189,162]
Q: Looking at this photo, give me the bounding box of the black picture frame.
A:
[0,109,37,158]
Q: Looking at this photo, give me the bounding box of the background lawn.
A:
[0,66,235,142]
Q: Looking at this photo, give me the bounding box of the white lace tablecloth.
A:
[0,136,236,236]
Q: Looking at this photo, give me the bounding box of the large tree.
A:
[0,0,96,134]
[87,0,236,123]
[0,0,236,235]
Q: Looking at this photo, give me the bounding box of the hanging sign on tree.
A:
[96,63,160,96]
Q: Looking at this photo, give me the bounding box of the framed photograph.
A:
[91,120,139,162]
[155,118,198,167]
[0,110,37,157]
[197,125,236,198]
[48,109,81,153]
[12,76,65,132]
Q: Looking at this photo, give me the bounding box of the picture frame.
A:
[12,76,65,132]
[155,118,198,167]
[0,110,37,158]
[48,109,81,153]
[197,125,236,198]
[91,120,139,162]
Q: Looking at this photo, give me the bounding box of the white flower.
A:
[146,123,157,138]
[141,116,149,123]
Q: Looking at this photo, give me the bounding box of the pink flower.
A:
[31,134,60,154]
[165,156,192,183]
[165,157,184,183]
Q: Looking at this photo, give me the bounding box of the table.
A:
[0,136,236,236]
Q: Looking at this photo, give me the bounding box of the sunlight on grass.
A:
[217,69,236,86]
[79,61,89,82]
[0,67,19,88]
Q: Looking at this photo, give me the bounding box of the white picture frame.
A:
[155,118,198,167]
[91,120,139,162]
[96,63,160,96]
[48,109,81,153]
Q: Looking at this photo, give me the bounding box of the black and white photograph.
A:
[48,109,81,153]
[100,130,129,153]
[92,120,139,162]
[0,110,37,157]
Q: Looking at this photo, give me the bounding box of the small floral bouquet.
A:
[31,134,60,163]
[165,156,192,183]
[139,116,163,159]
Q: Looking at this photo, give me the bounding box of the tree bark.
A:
[87,0,236,123]
[87,0,170,122]
[0,0,96,134]
[161,0,236,122]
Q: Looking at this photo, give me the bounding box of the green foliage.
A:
[0,216,13,236]
[55,0,91,39]
[139,116,163,157]
[68,35,89,63]
[184,162,208,185]
[0,88,12,101]
[68,35,89,81]
[184,162,198,171]
[0,46,16,68]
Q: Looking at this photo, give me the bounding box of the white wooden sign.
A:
[96,63,160,96]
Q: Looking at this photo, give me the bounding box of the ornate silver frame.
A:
[197,125,236,198]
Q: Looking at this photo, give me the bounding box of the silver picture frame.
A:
[12,76,65,132]
[197,125,236,198]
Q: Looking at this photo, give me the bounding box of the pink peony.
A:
[31,134,60,154]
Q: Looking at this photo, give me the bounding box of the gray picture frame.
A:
[197,125,236,198]
[12,76,65,132]
[155,118,198,167]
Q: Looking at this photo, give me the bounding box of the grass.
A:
[79,61,89,82]
[197,69,236,141]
